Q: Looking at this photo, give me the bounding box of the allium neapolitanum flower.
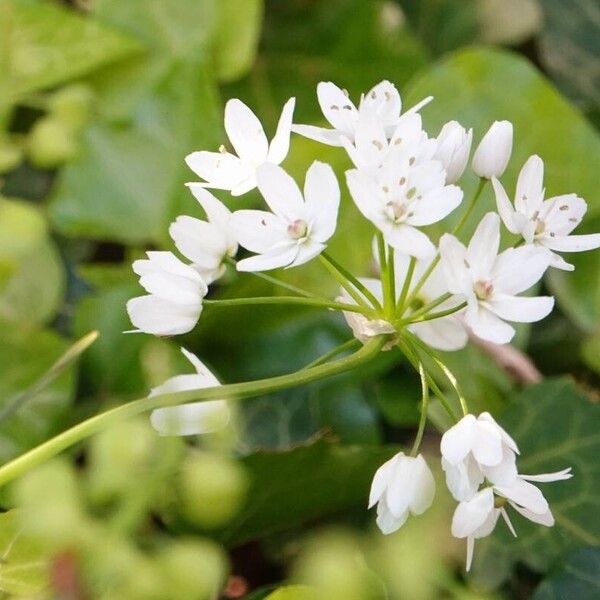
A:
[186,97,295,196]
[149,348,229,436]
[433,120,473,184]
[230,161,340,271]
[369,452,435,534]
[471,120,513,179]
[292,80,432,146]
[127,252,207,336]
[170,184,238,284]
[493,154,600,271]
[439,213,554,344]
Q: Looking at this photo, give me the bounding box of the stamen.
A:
[372,140,383,150]
[474,280,494,300]
[559,205,569,211]
[287,219,308,240]
[330,105,339,111]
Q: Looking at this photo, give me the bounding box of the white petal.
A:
[466,213,500,280]
[466,536,475,572]
[236,245,299,272]
[471,420,504,466]
[548,251,575,271]
[186,184,232,231]
[267,97,296,164]
[492,245,551,295]
[169,216,226,269]
[482,447,518,486]
[185,151,250,190]
[466,304,515,344]
[150,400,229,436]
[441,414,477,465]
[408,455,436,515]
[509,503,555,526]
[360,80,401,125]
[542,233,600,253]
[489,294,554,323]
[231,173,259,197]
[539,194,587,236]
[224,98,269,161]
[348,113,388,169]
[477,412,519,454]
[451,488,495,538]
[439,234,470,295]
[290,240,326,267]
[495,478,549,514]
[127,295,201,336]
[386,455,415,518]
[256,163,305,219]
[230,210,287,253]
[290,124,346,147]
[181,348,218,380]
[500,507,518,537]
[407,185,463,227]
[520,468,572,483]
[317,81,357,133]
[492,177,519,234]
[409,318,468,352]
[383,224,436,259]
[515,155,545,214]
[369,454,400,508]
[303,161,340,242]
[442,456,484,502]
[138,272,203,305]
[376,499,408,535]
[345,169,385,225]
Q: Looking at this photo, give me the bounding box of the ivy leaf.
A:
[472,378,600,588]
[0,511,48,596]
[533,547,600,600]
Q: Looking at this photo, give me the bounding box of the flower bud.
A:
[471,120,513,178]
[434,121,473,184]
[27,116,78,168]
[0,136,22,173]
[49,83,94,131]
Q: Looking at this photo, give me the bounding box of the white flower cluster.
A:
[370,413,572,571]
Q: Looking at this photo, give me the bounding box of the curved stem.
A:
[203,296,376,317]
[396,256,416,316]
[376,233,393,317]
[245,270,319,299]
[301,338,360,370]
[320,252,382,311]
[411,362,429,457]
[0,336,388,489]
[401,301,467,326]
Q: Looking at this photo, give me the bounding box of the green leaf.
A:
[50,61,221,243]
[405,48,600,331]
[538,0,600,111]
[6,0,141,97]
[213,0,263,82]
[0,510,48,596]
[0,322,75,462]
[472,378,600,587]
[533,547,600,600]
[581,333,600,374]
[0,197,65,326]
[265,586,319,600]
[217,438,397,546]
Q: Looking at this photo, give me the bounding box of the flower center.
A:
[474,280,494,301]
[385,200,407,223]
[287,219,308,240]
[534,219,545,235]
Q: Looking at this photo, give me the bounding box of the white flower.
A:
[127,252,207,336]
[186,97,295,196]
[493,155,600,271]
[292,80,432,147]
[341,112,437,172]
[441,412,520,501]
[169,185,238,284]
[338,251,467,352]
[433,121,473,184]
[471,120,513,179]
[439,212,553,344]
[149,348,229,436]
[346,151,463,259]
[230,161,340,272]
[452,468,572,571]
[369,452,436,535]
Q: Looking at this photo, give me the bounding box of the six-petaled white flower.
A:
[439,212,554,344]
[369,452,436,534]
[149,347,229,437]
[493,155,600,271]
[471,120,513,179]
[292,80,432,147]
[170,184,238,284]
[230,161,340,272]
[433,120,473,184]
[347,149,463,259]
[186,97,295,196]
[127,252,207,336]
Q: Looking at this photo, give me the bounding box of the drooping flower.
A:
[439,212,553,344]
[471,121,513,179]
[493,155,600,271]
[292,80,432,147]
[127,252,207,336]
[451,468,572,571]
[169,185,238,284]
[186,97,295,196]
[346,149,463,259]
[149,348,229,436]
[441,411,519,501]
[230,161,340,272]
[369,452,436,534]
[433,120,473,184]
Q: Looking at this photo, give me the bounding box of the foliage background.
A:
[0,0,598,598]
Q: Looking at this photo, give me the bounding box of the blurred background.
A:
[0,0,599,598]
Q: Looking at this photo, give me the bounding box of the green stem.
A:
[301,338,361,370]
[0,337,388,489]
[376,233,394,317]
[396,256,416,316]
[203,296,376,317]
[407,302,467,325]
[398,292,452,324]
[411,362,429,457]
[451,177,487,236]
[320,253,382,311]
